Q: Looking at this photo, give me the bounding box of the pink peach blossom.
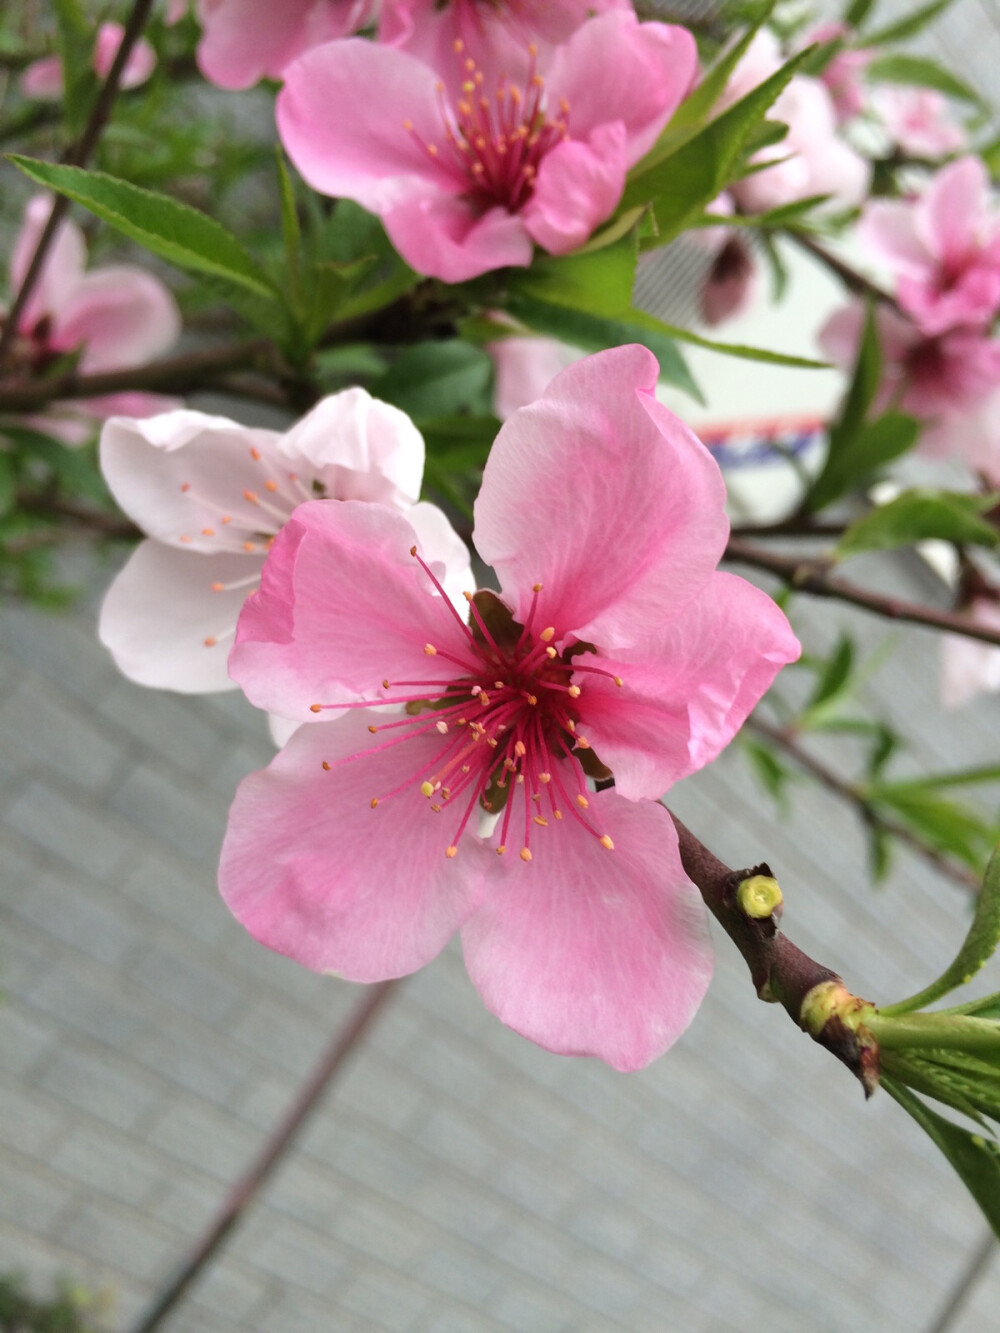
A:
[859,158,1000,336]
[220,345,799,1070]
[276,12,697,282]
[872,86,966,160]
[20,22,157,100]
[195,0,378,89]
[2,197,180,441]
[819,302,1000,477]
[99,389,470,698]
[940,596,1000,708]
[720,29,871,215]
[487,331,581,418]
[802,22,872,125]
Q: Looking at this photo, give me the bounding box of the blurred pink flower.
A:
[195,0,378,89]
[872,86,966,159]
[2,196,180,442]
[802,21,872,125]
[859,157,1000,335]
[99,390,470,697]
[720,29,871,215]
[219,346,799,1070]
[820,302,1000,479]
[20,22,157,100]
[940,595,1000,708]
[487,331,580,417]
[276,11,696,281]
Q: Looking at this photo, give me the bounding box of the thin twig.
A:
[725,538,1000,648]
[747,715,981,894]
[730,518,847,539]
[787,230,898,310]
[127,980,400,1333]
[0,0,158,369]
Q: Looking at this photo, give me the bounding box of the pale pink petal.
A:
[873,87,967,159]
[94,23,157,88]
[78,391,182,420]
[919,157,989,269]
[100,411,284,551]
[230,500,476,719]
[462,793,713,1071]
[405,500,474,611]
[220,710,487,978]
[523,125,627,255]
[20,56,64,101]
[276,39,456,212]
[165,0,189,24]
[197,0,375,89]
[858,201,930,280]
[940,599,1000,708]
[546,13,697,162]
[473,345,729,649]
[53,266,180,373]
[278,387,425,508]
[579,573,800,800]
[717,27,782,111]
[99,541,254,692]
[382,194,534,282]
[11,197,86,333]
[488,335,581,419]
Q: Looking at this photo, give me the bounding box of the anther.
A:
[420,781,435,797]
[368,725,378,734]
[204,636,217,647]
[180,535,193,543]
[614,676,624,688]
[370,798,379,808]
[497,845,506,855]
[545,647,557,659]
[410,545,418,556]
[211,582,225,592]
[446,845,458,858]
[424,644,437,656]
[436,720,449,734]
[514,741,526,758]
[576,794,589,809]
[576,737,591,750]
[180,482,191,492]
[600,835,614,851]
[382,679,390,689]
[310,704,322,713]
[202,527,215,537]
[568,685,581,698]
[250,446,261,460]
[432,804,442,813]
[520,848,532,862]
[539,627,555,642]
[265,480,278,492]
[532,582,543,592]
[539,772,551,783]
[243,489,259,504]
[322,761,331,771]
[533,816,549,827]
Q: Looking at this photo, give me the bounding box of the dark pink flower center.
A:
[311,550,621,862]
[404,40,569,213]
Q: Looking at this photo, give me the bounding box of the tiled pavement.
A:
[2,537,1000,1333]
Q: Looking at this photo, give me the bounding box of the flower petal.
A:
[55,266,180,373]
[919,157,988,268]
[579,572,800,800]
[523,125,626,256]
[473,345,729,649]
[859,201,930,280]
[382,194,534,282]
[230,499,477,719]
[462,792,713,1071]
[99,540,255,692]
[11,197,86,332]
[220,710,487,978]
[197,0,373,88]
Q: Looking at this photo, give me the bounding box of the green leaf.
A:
[53,0,94,137]
[882,846,1000,1016]
[626,306,829,369]
[372,342,494,419]
[620,48,815,244]
[275,148,303,314]
[881,1075,1000,1239]
[0,454,15,517]
[9,157,280,299]
[866,54,983,106]
[845,0,877,27]
[742,734,790,808]
[863,0,955,46]
[837,489,1000,558]
[864,783,996,869]
[503,293,703,403]
[668,3,776,132]
[512,227,638,318]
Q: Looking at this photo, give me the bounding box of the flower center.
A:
[311,549,621,862]
[404,40,569,213]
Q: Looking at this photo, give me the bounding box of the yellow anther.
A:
[554,810,563,820]
[435,720,449,734]
[204,636,217,647]
[520,848,533,863]
[310,704,322,714]
[410,545,417,556]
[568,685,581,698]
[497,845,507,855]
[576,737,591,750]
[614,676,623,688]
[545,647,557,659]
[322,761,331,771]
[370,797,379,808]
[424,643,437,656]
[250,446,261,460]
[446,845,458,859]
[211,582,225,592]
[420,781,435,797]
[533,816,549,827]
[539,627,555,642]
[532,582,543,592]
[402,118,413,130]
[514,741,527,758]
[494,680,504,690]
[368,724,378,734]
[576,794,589,809]
[526,694,538,706]
[431,804,442,813]
[539,772,551,784]
[463,590,473,602]
[599,835,614,851]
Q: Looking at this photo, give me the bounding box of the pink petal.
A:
[578,572,800,800]
[940,599,1000,708]
[94,22,157,88]
[858,201,930,279]
[488,335,582,419]
[54,266,180,373]
[382,194,534,282]
[197,0,374,89]
[100,411,285,551]
[473,345,729,650]
[406,500,474,610]
[20,57,64,100]
[547,12,697,162]
[918,156,989,270]
[523,125,627,256]
[462,792,713,1071]
[99,541,255,692]
[278,387,424,508]
[276,39,456,212]
[220,710,487,978]
[11,197,86,333]
[230,499,476,719]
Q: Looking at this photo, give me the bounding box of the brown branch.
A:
[730,518,847,539]
[0,0,158,369]
[127,980,400,1333]
[747,715,981,894]
[669,814,880,1094]
[787,230,899,310]
[725,538,1000,648]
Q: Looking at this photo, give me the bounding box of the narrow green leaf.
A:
[9,157,279,299]
[275,148,303,312]
[865,783,995,869]
[372,342,494,419]
[837,489,1000,558]
[845,0,877,27]
[864,0,957,48]
[513,227,638,318]
[943,993,1000,1021]
[53,0,93,137]
[807,634,854,709]
[668,3,777,132]
[866,53,983,105]
[0,455,15,517]
[625,306,830,369]
[503,293,703,403]
[881,1075,1000,1239]
[742,735,790,807]
[881,847,1000,1016]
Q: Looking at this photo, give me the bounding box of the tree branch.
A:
[725,538,1000,648]
[747,715,981,894]
[787,230,898,309]
[0,0,158,369]
[669,813,880,1094]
